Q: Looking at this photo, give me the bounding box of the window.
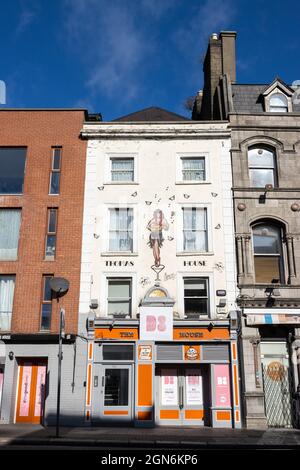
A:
[181,157,205,181]
[0,147,26,194]
[248,147,276,188]
[49,147,62,195]
[269,93,288,113]
[184,277,209,317]
[109,208,133,252]
[102,344,134,361]
[107,278,132,317]
[111,158,134,182]
[0,276,15,331]
[182,207,208,252]
[252,223,283,284]
[41,276,53,330]
[45,209,58,259]
[0,209,21,260]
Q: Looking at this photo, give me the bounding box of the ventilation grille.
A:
[156,344,183,361]
[202,344,229,361]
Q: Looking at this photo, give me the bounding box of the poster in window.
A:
[214,364,231,407]
[161,370,178,406]
[19,365,32,417]
[186,370,203,405]
[34,365,46,417]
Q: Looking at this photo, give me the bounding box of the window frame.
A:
[177,203,212,255]
[0,275,16,332]
[45,208,58,260]
[102,204,138,254]
[104,153,138,184]
[176,152,210,184]
[248,146,277,188]
[269,93,289,113]
[40,275,54,331]
[0,208,22,261]
[252,222,285,284]
[107,277,132,318]
[0,147,27,195]
[177,273,214,319]
[49,147,62,195]
[100,273,137,318]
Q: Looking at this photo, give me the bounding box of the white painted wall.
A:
[78,122,237,325]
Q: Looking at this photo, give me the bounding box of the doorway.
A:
[261,341,294,428]
[93,364,133,424]
[15,359,47,424]
[155,365,210,425]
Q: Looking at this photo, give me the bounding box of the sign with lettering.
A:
[105,261,134,267]
[138,345,153,361]
[140,307,173,341]
[214,364,231,407]
[183,260,206,267]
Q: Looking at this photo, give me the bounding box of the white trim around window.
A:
[104,153,138,184]
[177,272,215,319]
[100,272,137,318]
[101,203,138,255]
[176,203,213,255]
[176,152,210,184]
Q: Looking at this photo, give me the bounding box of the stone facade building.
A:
[194,32,300,429]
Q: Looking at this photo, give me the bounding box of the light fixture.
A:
[8,351,14,360]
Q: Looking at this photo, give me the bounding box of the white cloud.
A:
[16,0,39,35]
[62,0,154,101]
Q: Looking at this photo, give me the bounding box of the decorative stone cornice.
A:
[81,122,230,140]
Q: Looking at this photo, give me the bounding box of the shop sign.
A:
[140,307,173,341]
[138,345,152,361]
[184,345,200,361]
[214,364,231,407]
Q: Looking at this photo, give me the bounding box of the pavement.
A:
[0,424,300,449]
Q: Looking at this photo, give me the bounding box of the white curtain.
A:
[111,159,134,181]
[0,276,15,331]
[0,209,21,260]
[183,208,207,251]
[109,209,133,251]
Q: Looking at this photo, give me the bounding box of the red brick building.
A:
[0,109,87,424]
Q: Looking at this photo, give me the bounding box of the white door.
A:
[94,364,133,423]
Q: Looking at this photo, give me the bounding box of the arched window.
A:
[248,146,277,188]
[269,93,288,113]
[252,222,284,284]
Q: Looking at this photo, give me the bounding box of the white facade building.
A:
[78,109,241,428]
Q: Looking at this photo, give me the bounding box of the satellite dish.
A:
[50,277,69,297]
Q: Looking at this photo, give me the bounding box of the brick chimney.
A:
[193,31,237,120]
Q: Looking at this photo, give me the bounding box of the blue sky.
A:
[1,0,300,120]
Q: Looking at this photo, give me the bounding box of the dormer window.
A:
[269,93,288,113]
[263,79,293,113]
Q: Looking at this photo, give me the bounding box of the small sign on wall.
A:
[140,306,173,341]
[138,345,153,361]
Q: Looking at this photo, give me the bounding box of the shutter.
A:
[156,344,183,361]
[202,344,229,361]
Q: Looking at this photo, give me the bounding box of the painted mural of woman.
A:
[147,209,169,267]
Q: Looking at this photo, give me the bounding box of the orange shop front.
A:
[84,322,242,428]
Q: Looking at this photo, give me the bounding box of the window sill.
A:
[101,252,138,257]
[0,193,23,196]
[175,181,211,185]
[104,182,139,186]
[176,251,214,256]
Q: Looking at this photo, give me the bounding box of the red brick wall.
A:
[0,110,87,334]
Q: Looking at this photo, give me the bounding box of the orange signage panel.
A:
[95,328,139,340]
[184,345,200,361]
[173,327,230,341]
